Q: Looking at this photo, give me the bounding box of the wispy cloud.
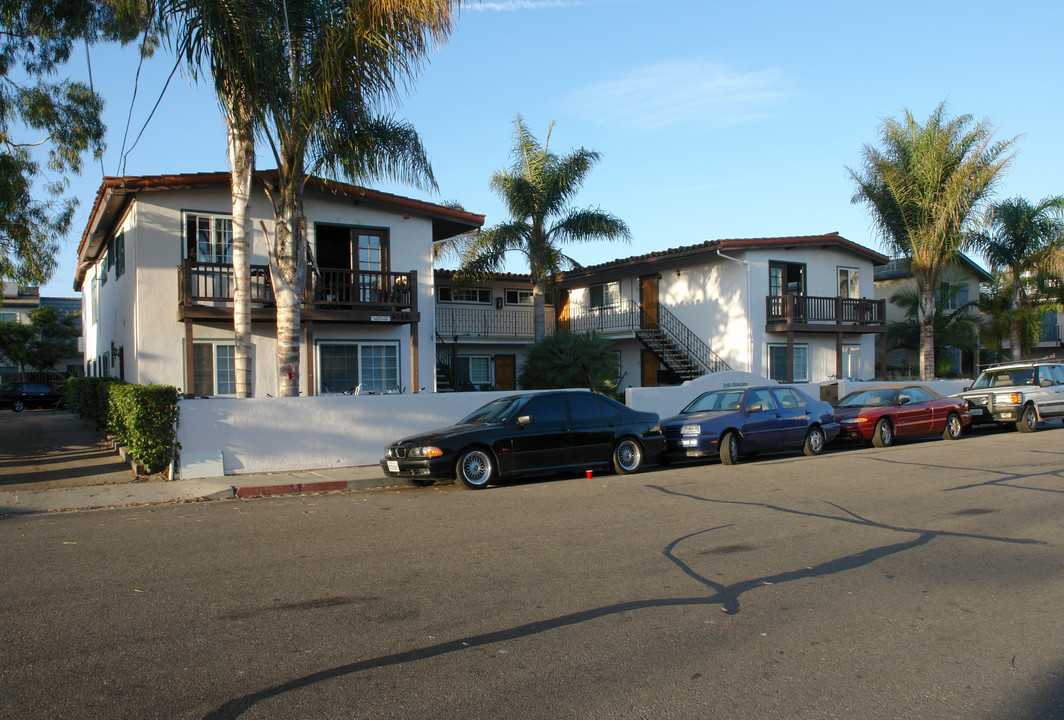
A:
[565,58,792,132]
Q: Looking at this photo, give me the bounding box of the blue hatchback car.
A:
[658,385,839,465]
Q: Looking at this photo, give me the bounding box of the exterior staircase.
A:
[634,304,731,381]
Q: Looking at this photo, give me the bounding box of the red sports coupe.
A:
[833,385,971,447]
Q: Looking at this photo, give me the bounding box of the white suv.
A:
[954,361,1064,432]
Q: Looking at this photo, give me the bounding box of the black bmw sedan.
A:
[381,390,665,489]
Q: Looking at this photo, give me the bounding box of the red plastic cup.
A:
[585,470,592,479]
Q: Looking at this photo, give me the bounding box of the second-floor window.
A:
[438,286,491,304]
[185,213,233,264]
[114,230,125,278]
[589,281,620,310]
[505,288,533,305]
[770,262,805,296]
[838,268,859,298]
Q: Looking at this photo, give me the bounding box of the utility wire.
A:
[119,55,182,173]
[84,40,105,178]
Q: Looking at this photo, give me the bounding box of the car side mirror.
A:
[898,397,910,405]
[963,386,970,391]
[517,415,533,426]
[747,402,764,413]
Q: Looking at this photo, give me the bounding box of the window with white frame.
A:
[192,342,236,396]
[842,344,861,379]
[0,311,18,323]
[589,281,620,309]
[458,355,492,387]
[437,286,491,304]
[768,344,809,382]
[505,288,534,305]
[317,341,399,394]
[942,282,970,311]
[184,213,233,264]
[838,268,859,298]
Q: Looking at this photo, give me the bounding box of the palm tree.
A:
[162,0,273,397]
[159,0,455,397]
[459,115,631,342]
[969,195,1064,359]
[849,101,1016,380]
[979,271,1049,361]
[255,0,454,396]
[887,281,980,376]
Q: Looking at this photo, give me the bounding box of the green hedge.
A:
[65,377,180,474]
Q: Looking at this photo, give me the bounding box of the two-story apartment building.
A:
[874,254,991,376]
[74,172,483,396]
[556,233,889,388]
[433,269,551,391]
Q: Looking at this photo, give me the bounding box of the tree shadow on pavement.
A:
[202,485,1044,720]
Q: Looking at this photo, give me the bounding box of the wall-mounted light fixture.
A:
[110,341,119,367]
[495,297,503,310]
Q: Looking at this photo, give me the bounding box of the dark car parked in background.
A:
[834,385,970,447]
[381,390,666,489]
[658,385,839,465]
[0,382,64,412]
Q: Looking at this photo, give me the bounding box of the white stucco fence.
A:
[176,390,545,478]
[177,375,976,479]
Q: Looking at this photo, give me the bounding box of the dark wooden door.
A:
[494,355,516,391]
[639,274,658,329]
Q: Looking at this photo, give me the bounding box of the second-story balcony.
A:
[178,260,419,324]
[437,305,555,339]
[765,295,886,334]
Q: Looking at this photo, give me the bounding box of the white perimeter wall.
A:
[177,374,976,479]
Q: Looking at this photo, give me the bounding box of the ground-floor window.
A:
[318,341,399,394]
[193,342,236,396]
[768,343,808,382]
[458,355,492,387]
[842,344,861,379]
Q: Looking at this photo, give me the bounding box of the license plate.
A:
[387,460,399,473]
[969,408,982,416]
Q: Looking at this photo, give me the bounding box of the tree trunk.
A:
[228,119,254,398]
[532,276,546,342]
[919,287,936,380]
[268,154,307,398]
[1009,272,1023,361]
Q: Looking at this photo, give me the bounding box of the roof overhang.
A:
[73,171,486,291]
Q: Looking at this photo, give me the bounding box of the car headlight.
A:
[680,424,701,435]
[995,393,1022,405]
[408,446,443,458]
[849,417,870,423]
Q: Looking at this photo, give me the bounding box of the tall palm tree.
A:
[160,0,455,397]
[255,0,454,396]
[459,115,631,342]
[887,281,980,376]
[158,0,279,397]
[849,101,1016,380]
[969,195,1064,360]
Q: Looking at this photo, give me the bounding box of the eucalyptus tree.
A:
[849,102,1016,380]
[459,115,631,342]
[0,0,142,286]
[969,195,1064,359]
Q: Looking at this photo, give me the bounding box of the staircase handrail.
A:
[640,303,731,375]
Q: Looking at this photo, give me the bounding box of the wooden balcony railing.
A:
[766,295,886,326]
[437,306,554,337]
[179,261,275,305]
[179,261,415,312]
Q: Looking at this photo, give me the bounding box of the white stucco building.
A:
[74,172,483,396]
[556,233,889,388]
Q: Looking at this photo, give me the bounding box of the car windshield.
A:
[682,389,745,413]
[971,368,1036,389]
[836,389,898,408]
[458,397,524,424]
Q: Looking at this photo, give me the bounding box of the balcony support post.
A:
[410,270,419,393]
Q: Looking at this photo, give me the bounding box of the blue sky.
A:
[41,0,1064,296]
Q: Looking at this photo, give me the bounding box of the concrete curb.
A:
[0,466,400,516]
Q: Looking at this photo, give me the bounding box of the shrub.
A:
[64,377,180,474]
[518,331,621,396]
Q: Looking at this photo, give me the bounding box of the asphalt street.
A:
[3,424,1064,719]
